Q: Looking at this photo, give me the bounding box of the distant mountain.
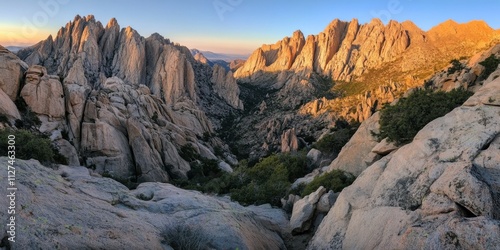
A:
[191,49,248,71]
[5,46,25,53]
[234,18,500,94]
[190,49,249,62]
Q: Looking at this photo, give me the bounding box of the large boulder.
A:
[290,186,326,234]
[0,45,27,101]
[21,65,66,118]
[281,128,299,152]
[0,158,289,249]
[308,77,500,249]
[328,112,381,176]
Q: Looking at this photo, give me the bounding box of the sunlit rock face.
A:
[235,19,499,86]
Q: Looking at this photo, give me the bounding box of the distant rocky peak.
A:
[106,17,119,28]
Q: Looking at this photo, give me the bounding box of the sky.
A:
[0,0,499,54]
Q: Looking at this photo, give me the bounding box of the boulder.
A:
[317,191,338,213]
[54,139,80,166]
[218,161,233,173]
[21,65,65,118]
[281,194,301,213]
[290,186,326,234]
[371,138,399,155]
[307,148,323,167]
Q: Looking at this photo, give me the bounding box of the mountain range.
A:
[0,14,500,249]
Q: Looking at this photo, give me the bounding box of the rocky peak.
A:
[235,18,498,89]
[106,17,118,28]
[12,15,243,187]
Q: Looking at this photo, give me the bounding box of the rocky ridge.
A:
[235,19,499,87]
[12,15,244,185]
[224,19,499,161]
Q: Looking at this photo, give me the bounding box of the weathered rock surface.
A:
[308,77,500,249]
[290,186,326,234]
[21,65,66,118]
[211,64,244,109]
[0,45,26,101]
[317,190,338,213]
[371,138,399,155]
[328,112,381,176]
[281,128,299,152]
[306,148,323,168]
[0,158,289,249]
[0,87,20,121]
[15,15,240,185]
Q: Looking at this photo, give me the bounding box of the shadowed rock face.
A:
[0,158,289,249]
[308,77,500,250]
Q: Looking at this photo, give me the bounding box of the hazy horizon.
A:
[1,0,500,54]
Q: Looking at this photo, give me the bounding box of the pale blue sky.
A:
[0,0,499,54]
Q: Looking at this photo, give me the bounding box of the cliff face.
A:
[15,15,243,185]
[235,18,499,86]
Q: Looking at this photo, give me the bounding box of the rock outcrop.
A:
[328,112,381,176]
[308,77,500,249]
[211,64,244,109]
[0,45,26,101]
[15,15,242,185]
[290,186,326,233]
[0,158,289,249]
[281,128,299,152]
[21,65,66,118]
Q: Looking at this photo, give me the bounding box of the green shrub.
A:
[163,224,211,250]
[301,170,355,197]
[447,59,464,74]
[313,119,359,154]
[377,88,473,145]
[231,163,290,206]
[0,129,68,165]
[0,114,10,124]
[176,151,309,206]
[13,97,41,129]
[151,111,159,123]
[229,152,308,206]
[479,54,500,80]
[179,143,198,162]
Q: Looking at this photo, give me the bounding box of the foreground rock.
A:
[0,158,288,249]
[290,186,326,234]
[308,77,500,249]
[328,112,381,176]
